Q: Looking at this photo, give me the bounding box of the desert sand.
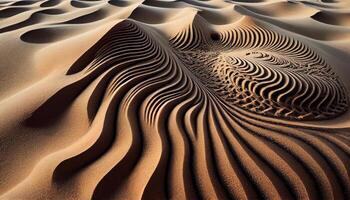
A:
[0,0,350,199]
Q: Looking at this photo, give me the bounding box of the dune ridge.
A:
[0,0,350,200]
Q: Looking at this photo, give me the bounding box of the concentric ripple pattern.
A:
[172,22,348,120]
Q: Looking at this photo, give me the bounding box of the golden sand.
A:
[0,0,350,199]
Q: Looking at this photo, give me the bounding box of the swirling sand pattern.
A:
[172,20,348,120]
[20,20,350,200]
[0,0,350,200]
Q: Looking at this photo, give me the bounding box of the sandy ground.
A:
[0,0,350,199]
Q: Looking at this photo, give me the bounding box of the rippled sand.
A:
[0,0,350,199]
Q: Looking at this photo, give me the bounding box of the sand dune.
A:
[0,0,350,200]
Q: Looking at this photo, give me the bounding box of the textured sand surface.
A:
[0,0,350,199]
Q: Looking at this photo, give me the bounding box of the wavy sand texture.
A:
[0,0,350,200]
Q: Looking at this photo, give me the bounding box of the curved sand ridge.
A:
[0,0,350,200]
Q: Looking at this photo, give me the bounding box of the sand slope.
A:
[0,0,350,200]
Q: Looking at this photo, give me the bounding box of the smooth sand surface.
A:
[0,0,350,199]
